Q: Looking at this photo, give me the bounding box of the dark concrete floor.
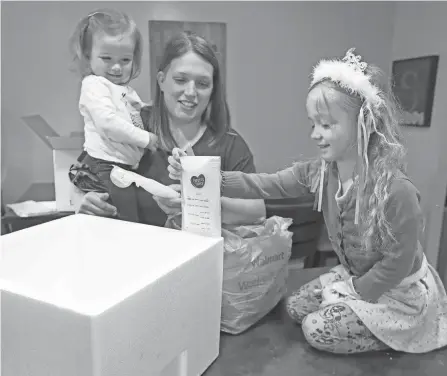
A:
[205,267,447,376]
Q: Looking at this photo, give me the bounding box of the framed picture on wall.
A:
[391,55,439,127]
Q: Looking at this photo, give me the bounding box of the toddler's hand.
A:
[167,147,187,181]
[146,133,159,152]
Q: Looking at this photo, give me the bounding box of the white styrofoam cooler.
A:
[0,214,224,376]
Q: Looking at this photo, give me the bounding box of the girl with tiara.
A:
[167,48,447,354]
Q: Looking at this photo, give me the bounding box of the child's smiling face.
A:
[90,32,135,85]
[306,83,359,163]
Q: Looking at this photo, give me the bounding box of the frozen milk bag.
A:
[181,156,222,238]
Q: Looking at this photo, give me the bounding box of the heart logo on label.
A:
[191,174,205,188]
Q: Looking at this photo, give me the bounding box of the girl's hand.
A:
[320,284,345,307]
[167,147,187,181]
[320,279,361,307]
[153,184,182,215]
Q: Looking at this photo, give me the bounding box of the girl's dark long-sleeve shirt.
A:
[221,160,425,301]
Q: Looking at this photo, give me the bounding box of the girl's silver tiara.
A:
[342,48,368,73]
[310,47,382,107]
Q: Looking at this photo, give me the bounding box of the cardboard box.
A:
[22,115,85,211]
[1,214,224,376]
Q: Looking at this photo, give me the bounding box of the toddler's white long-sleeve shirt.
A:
[79,75,151,167]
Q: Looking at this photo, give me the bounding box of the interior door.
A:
[438,207,447,288]
[149,20,226,97]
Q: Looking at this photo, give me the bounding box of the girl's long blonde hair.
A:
[312,65,407,252]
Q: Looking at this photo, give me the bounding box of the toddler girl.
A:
[69,9,158,222]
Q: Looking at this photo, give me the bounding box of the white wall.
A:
[391,1,447,265]
[1,1,396,204]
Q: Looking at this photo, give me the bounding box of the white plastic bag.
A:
[165,213,292,335]
[221,215,292,334]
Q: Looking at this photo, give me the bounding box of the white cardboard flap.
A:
[22,114,59,148]
[22,114,84,150]
[47,136,84,150]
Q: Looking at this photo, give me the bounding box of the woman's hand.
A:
[167,148,187,181]
[153,184,182,215]
[76,192,117,217]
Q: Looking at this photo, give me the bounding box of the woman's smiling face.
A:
[157,51,214,124]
